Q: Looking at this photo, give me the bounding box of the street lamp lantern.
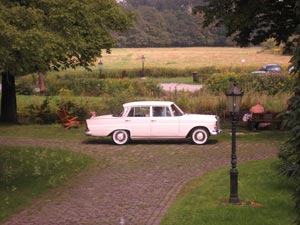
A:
[225,81,244,204]
[225,82,243,113]
[141,55,145,77]
[98,60,103,78]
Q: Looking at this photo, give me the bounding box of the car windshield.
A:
[264,65,282,72]
[171,104,184,116]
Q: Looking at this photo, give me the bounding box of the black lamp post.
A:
[98,60,103,78]
[225,82,244,203]
[141,55,145,77]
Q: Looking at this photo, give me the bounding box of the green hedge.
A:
[207,73,295,95]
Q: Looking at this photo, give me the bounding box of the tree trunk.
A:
[38,72,46,93]
[0,71,18,123]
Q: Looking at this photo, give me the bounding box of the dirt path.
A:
[159,83,203,92]
[0,137,278,225]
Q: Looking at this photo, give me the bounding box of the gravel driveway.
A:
[0,137,278,225]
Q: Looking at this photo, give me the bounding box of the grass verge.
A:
[160,159,295,225]
[0,123,87,140]
[0,145,93,222]
[214,123,288,143]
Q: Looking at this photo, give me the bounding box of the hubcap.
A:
[196,132,204,141]
[117,132,125,141]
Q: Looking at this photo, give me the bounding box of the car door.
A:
[150,106,180,137]
[125,106,151,137]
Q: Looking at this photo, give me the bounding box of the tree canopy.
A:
[0,0,132,75]
[116,0,231,47]
[194,0,300,50]
[0,0,133,122]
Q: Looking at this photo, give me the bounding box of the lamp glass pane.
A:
[234,95,242,112]
[226,95,242,113]
[226,95,234,112]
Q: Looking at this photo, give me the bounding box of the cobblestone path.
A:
[0,137,278,225]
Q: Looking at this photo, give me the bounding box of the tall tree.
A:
[194,1,300,224]
[116,0,231,47]
[194,0,299,48]
[0,0,133,123]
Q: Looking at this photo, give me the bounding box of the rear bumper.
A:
[85,130,92,136]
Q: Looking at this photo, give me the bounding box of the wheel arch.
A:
[187,126,210,138]
[109,129,131,137]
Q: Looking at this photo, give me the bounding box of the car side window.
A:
[152,106,171,117]
[128,107,150,117]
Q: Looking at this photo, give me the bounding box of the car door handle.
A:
[151,120,156,122]
[125,119,131,122]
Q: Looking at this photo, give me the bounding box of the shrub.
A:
[206,72,295,95]
[56,99,89,122]
[44,76,161,97]
[15,76,35,95]
[25,97,57,124]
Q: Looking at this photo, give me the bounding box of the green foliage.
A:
[279,25,300,225]
[195,0,299,48]
[0,145,92,222]
[207,73,295,95]
[261,38,279,50]
[278,84,300,225]
[45,76,161,97]
[0,0,133,123]
[56,99,89,122]
[117,0,232,47]
[25,97,57,124]
[15,76,35,95]
[0,0,133,75]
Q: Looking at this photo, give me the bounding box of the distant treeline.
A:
[115,0,233,47]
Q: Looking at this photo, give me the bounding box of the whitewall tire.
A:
[191,128,209,145]
[112,130,130,145]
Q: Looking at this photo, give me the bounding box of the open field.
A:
[98,47,291,70]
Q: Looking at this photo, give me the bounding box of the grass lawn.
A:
[216,122,289,143]
[0,145,93,223]
[0,123,87,140]
[160,159,295,225]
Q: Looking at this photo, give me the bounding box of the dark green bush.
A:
[206,72,295,95]
[56,99,89,122]
[25,98,57,124]
[45,76,162,97]
[16,77,35,95]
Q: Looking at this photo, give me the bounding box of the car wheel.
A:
[112,130,130,145]
[191,128,209,145]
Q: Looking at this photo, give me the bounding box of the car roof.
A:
[123,101,175,107]
[263,63,281,68]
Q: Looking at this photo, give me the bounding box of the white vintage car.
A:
[86,101,221,145]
